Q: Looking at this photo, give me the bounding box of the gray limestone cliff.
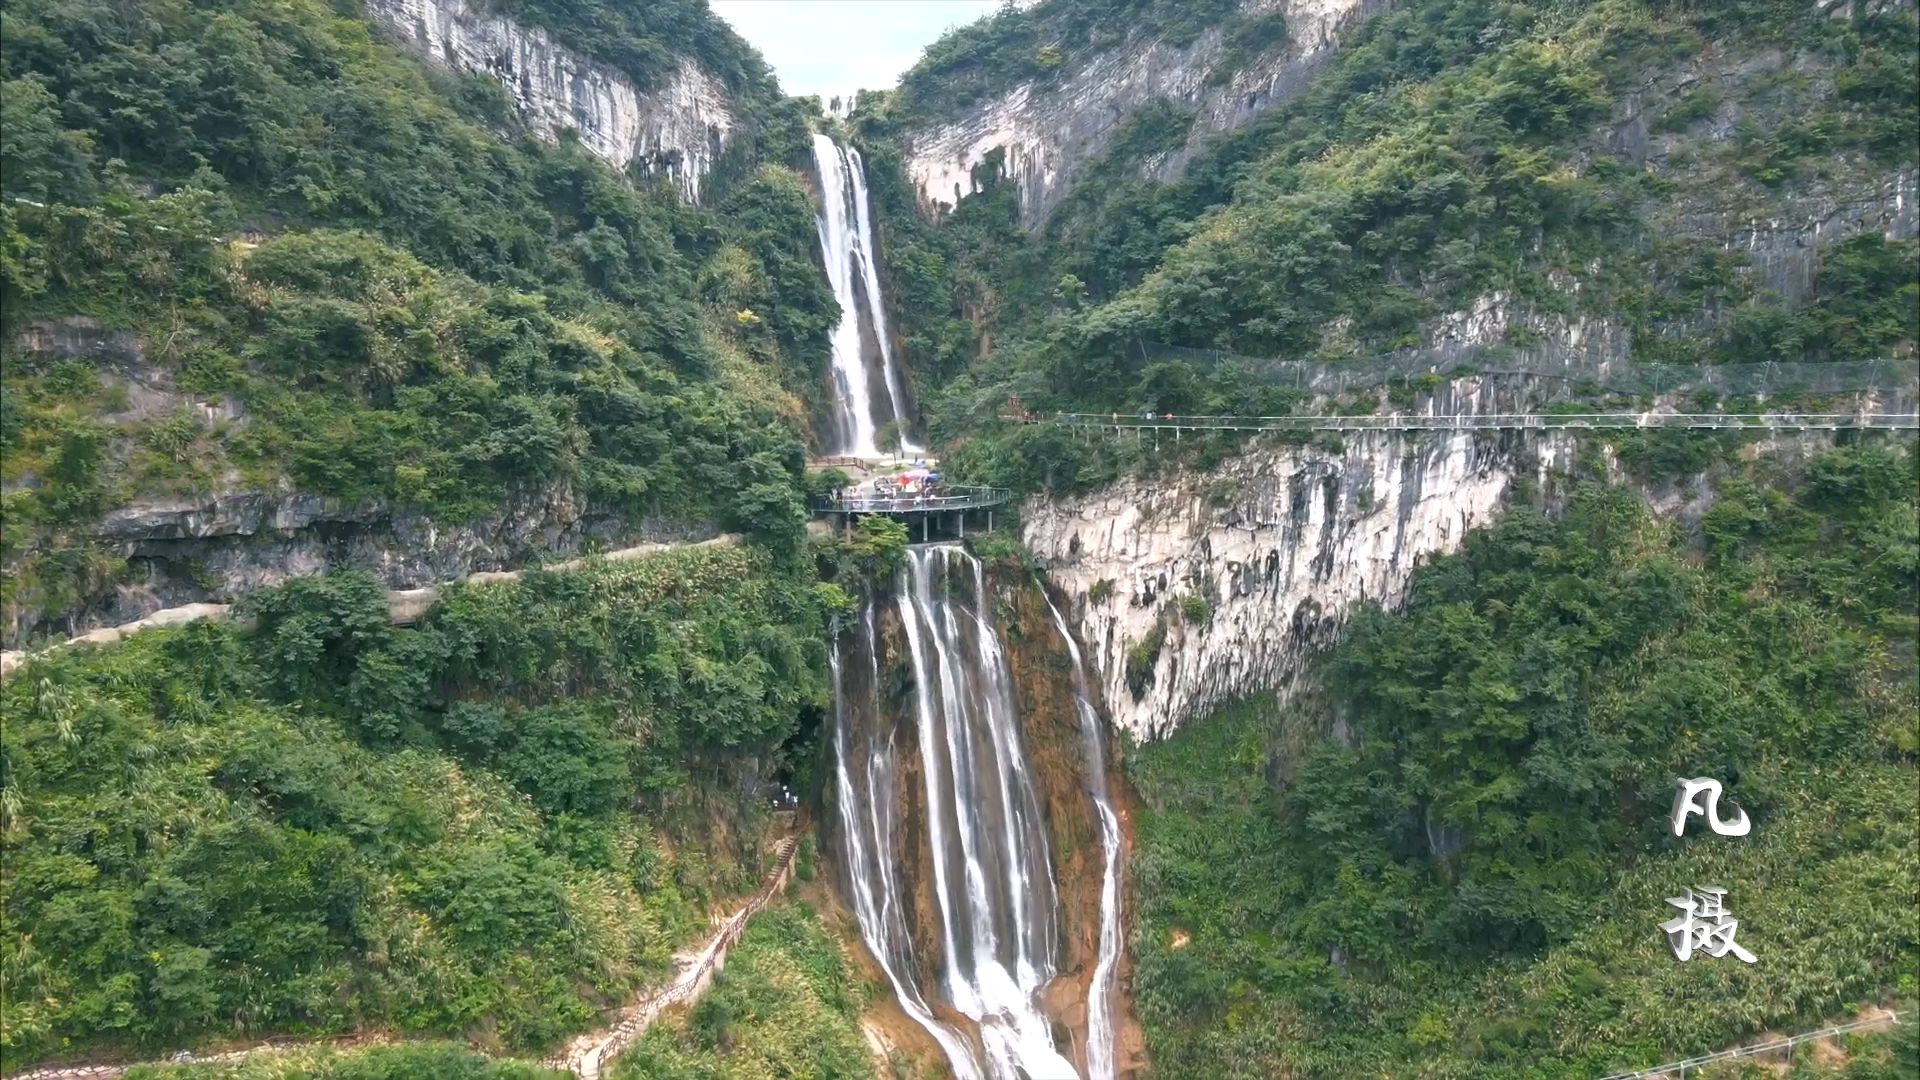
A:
[366,0,734,201]
[904,0,1382,226]
[1025,383,1570,742]
[1022,369,1913,741]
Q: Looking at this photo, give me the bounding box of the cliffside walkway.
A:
[3,835,804,1080]
[1596,1010,1902,1079]
[1008,411,1920,434]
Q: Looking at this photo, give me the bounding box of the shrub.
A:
[1125,614,1170,700]
[1179,594,1211,627]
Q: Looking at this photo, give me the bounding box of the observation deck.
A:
[812,486,1013,515]
[811,484,1013,542]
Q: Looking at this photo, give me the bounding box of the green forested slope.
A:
[0,0,866,1068]
[1127,444,1918,1077]
[0,543,830,1063]
[855,0,1917,491]
[0,0,834,642]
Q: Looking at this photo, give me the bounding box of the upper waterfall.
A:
[811,133,918,457]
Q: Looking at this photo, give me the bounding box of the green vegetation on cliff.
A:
[1127,444,1919,1078]
[0,0,833,643]
[856,0,1917,493]
[896,0,1245,120]
[0,545,828,1064]
[0,0,868,1070]
[481,0,777,101]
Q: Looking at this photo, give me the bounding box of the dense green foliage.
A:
[611,902,877,1080]
[859,0,1917,495]
[0,0,835,642]
[0,545,829,1065]
[119,1044,566,1080]
[1127,444,1918,1077]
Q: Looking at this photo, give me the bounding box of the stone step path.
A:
[3,835,804,1080]
[546,835,802,1079]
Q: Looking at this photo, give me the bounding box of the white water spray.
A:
[1044,591,1125,1080]
[811,133,917,457]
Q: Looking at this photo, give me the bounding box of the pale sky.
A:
[711,0,1003,104]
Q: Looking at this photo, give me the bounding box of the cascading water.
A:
[832,544,1077,1079]
[1044,593,1125,1080]
[831,608,983,1076]
[811,133,917,457]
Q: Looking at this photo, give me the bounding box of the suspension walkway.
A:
[1007,411,1920,434]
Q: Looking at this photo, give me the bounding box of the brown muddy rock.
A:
[1040,974,1087,1029]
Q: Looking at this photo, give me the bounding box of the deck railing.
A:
[813,486,1013,515]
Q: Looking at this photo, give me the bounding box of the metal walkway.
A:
[1596,1011,1901,1079]
[1011,411,1920,434]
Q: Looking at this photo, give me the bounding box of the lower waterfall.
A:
[1044,593,1124,1080]
[831,544,1096,1079]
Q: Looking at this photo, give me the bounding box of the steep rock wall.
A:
[3,322,720,648]
[904,0,1381,226]
[1024,409,1569,742]
[367,0,733,201]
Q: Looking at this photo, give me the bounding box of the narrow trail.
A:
[4,835,803,1080]
[0,534,743,678]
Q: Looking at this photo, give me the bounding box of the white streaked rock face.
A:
[367,0,733,201]
[1025,382,1583,741]
[906,0,1378,226]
